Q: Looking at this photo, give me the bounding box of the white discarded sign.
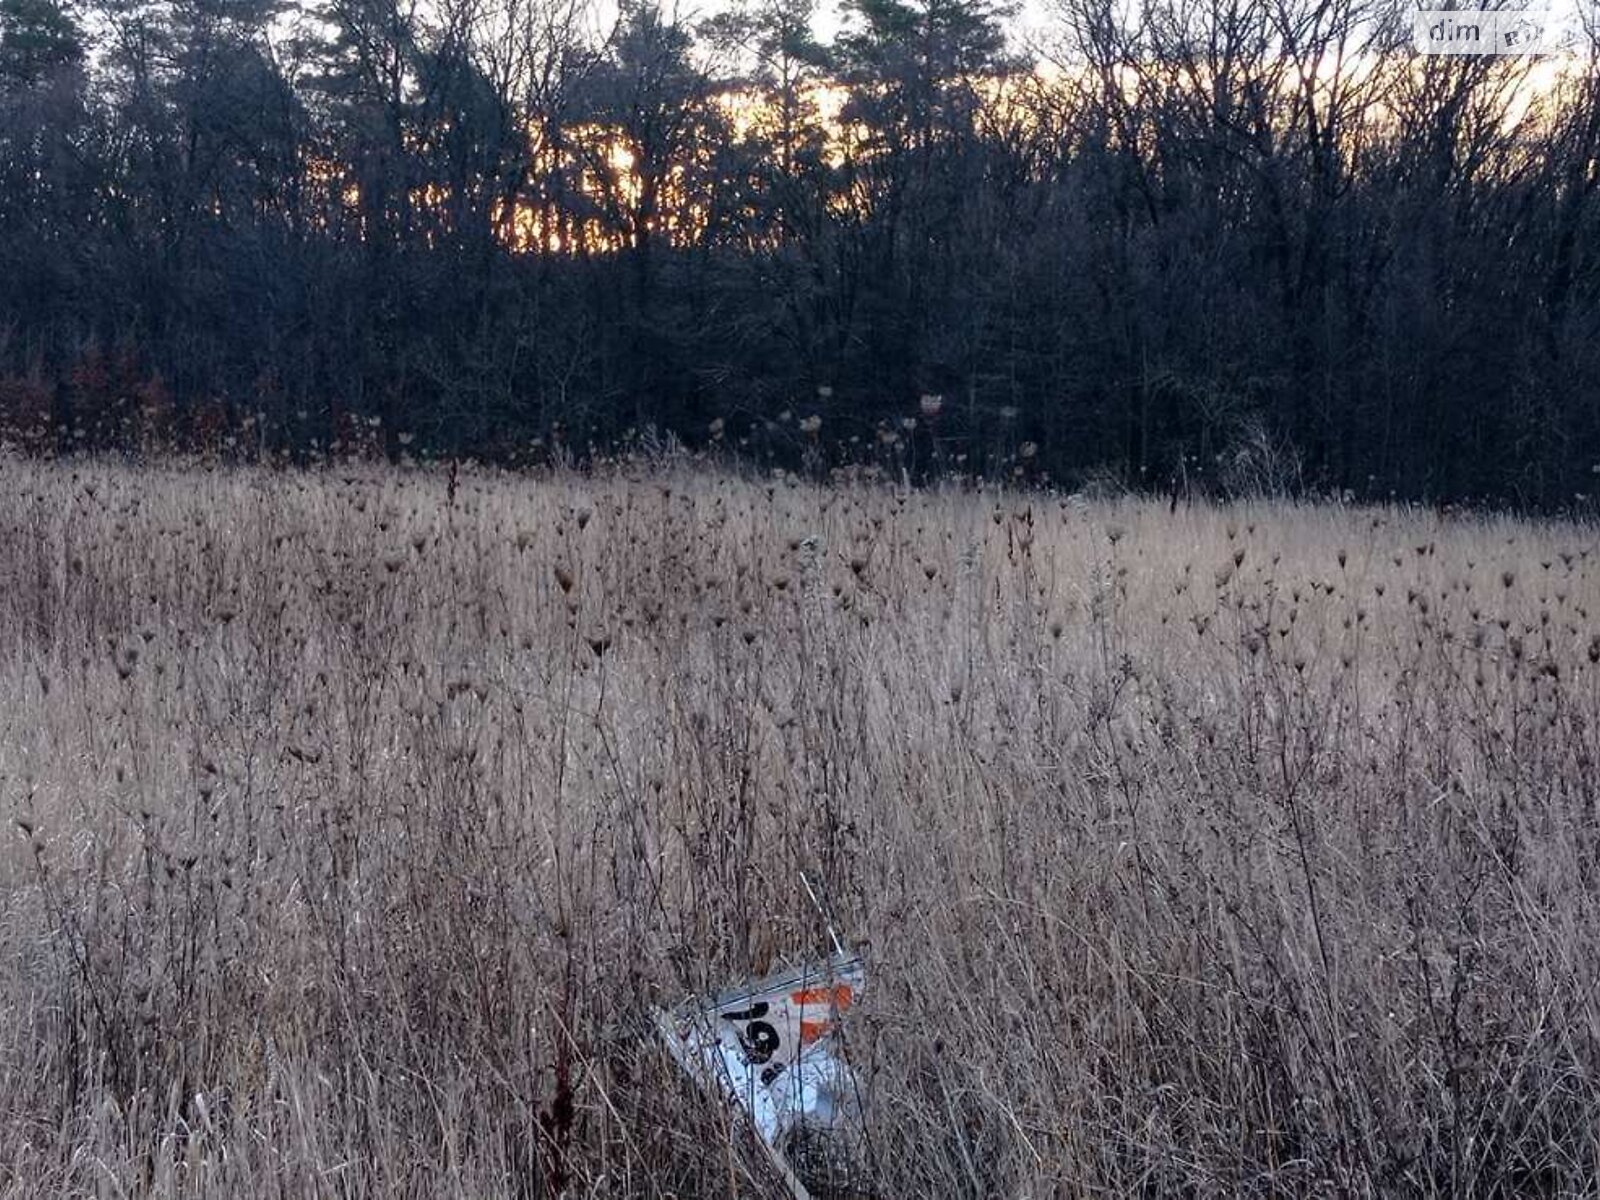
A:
[655,954,866,1199]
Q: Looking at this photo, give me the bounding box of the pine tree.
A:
[0,0,82,88]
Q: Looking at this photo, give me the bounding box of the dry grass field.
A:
[3,454,1600,1197]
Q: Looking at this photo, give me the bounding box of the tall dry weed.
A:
[1,456,1598,1197]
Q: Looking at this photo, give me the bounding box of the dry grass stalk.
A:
[1,455,1598,1196]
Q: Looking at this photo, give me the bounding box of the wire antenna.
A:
[800,870,846,959]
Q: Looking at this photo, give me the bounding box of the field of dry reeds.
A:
[3,454,1600,1197]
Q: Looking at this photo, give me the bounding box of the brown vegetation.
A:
[2,455,1599,1196]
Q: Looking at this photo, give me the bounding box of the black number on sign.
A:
[739,1021,781,1064]
[720,1001,769,1023]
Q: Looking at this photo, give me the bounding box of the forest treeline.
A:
[0,0,1597,503]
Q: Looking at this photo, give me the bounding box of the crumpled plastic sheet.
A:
[655,954,866,1197]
